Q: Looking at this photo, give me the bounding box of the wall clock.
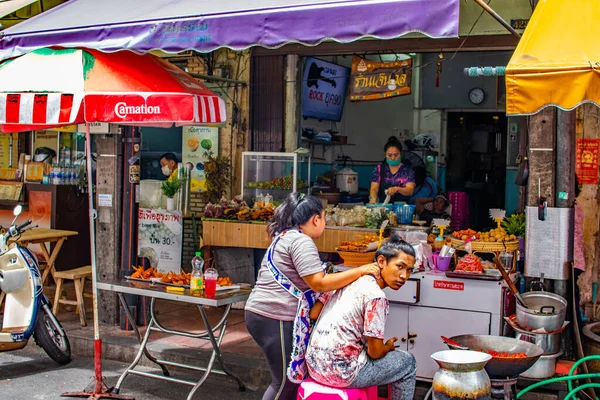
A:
[468,87,485,105]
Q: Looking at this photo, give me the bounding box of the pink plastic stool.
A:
[297,378,378,400]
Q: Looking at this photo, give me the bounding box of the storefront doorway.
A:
[446,112,508,231]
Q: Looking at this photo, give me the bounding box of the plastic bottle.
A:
[56,163,63,184]
[190,252,204,294]
[49,163,56,185]
[204,266,218,298]
[67,166,74,185]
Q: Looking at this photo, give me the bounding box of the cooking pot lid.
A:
[337,168,357,175]
[522,292,567,314]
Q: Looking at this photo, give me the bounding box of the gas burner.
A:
[490,377,519,400]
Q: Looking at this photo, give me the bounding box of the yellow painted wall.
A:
[459,0,533,36]
[0,0,67,29]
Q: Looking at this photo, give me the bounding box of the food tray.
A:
[335,250,376,267]
[450,238,519,252]
[124,276,241,291]
[445,270,503,281]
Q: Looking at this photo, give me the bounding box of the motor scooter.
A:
[0,205,71,364]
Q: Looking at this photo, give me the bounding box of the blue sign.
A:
[301,58,349,122]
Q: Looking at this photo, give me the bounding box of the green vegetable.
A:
[160,179,183,199]
[502,212,526,237]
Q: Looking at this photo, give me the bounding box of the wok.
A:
[445,335,544,379]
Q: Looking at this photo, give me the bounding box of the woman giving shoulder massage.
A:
[245,192,380,400]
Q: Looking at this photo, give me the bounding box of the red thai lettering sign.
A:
[576,139,600,184]
[433,280,464,291]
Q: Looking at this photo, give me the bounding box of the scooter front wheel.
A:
[33,306,71,364]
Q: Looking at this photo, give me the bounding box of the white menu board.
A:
[182,126,219,192]
[137,208,182,274]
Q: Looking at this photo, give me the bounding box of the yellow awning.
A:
[506,0,600,116]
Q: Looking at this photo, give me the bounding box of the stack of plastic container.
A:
[448,192,469,231]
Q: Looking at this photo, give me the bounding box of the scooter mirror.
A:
[13,205,22,217]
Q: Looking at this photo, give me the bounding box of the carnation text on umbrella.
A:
[114,102,161,118]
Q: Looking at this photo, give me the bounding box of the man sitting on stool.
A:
[305,236,417,400]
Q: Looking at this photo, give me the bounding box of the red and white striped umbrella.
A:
[0,47,226,132]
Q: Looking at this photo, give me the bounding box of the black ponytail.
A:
[383,136,403,152]
[375,233,416,262]
[267,192,324,238]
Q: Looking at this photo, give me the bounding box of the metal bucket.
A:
[431,350,492,400]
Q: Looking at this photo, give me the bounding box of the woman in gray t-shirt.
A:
[245,192,380,400]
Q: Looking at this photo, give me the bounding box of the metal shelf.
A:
[301,138,355,147]
[301,139,355,160]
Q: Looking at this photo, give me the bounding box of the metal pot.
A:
[520,351,562,379]
[431,350,492,400]
[511,323,564,355]
[515,291,567,332]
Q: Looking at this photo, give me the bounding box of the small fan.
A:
[432,218,451,237]
[489,209,506,229]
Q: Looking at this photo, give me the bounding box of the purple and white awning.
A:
[0,0,460,60]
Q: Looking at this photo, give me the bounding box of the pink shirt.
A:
[306,276,389,387]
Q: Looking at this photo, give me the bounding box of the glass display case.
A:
[241,152,310,205]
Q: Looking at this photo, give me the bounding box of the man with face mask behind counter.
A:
[159,153,179,181]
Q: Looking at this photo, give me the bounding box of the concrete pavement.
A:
[0,343,263,400]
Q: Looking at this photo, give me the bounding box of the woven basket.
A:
[450,238,519,252]
[336,250,376,267]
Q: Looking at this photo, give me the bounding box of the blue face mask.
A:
[386,158,402,167]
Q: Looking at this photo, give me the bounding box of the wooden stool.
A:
[53,265,92,326]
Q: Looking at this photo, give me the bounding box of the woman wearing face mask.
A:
[159,153,178,181]
[369,137,416,204]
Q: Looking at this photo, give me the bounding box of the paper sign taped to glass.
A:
[524,206,574,280]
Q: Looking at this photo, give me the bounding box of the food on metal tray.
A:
[480,350,527,358]
[455,254,483,274]
[337,235,380,252]
[130,265,192,286]
[161,271,191,286]
[131,265,161,280]
[217,276,233,286]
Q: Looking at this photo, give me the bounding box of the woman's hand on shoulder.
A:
[359,263,380,279]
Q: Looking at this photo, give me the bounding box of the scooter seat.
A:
[0,268,27,293]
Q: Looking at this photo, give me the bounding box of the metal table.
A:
[96,279,251,400]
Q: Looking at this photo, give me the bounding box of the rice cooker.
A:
[336,168,358,194]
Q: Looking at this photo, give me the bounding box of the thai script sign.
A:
[350,56,412,101]
[138,208,183,274]
[576,139,599,184]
